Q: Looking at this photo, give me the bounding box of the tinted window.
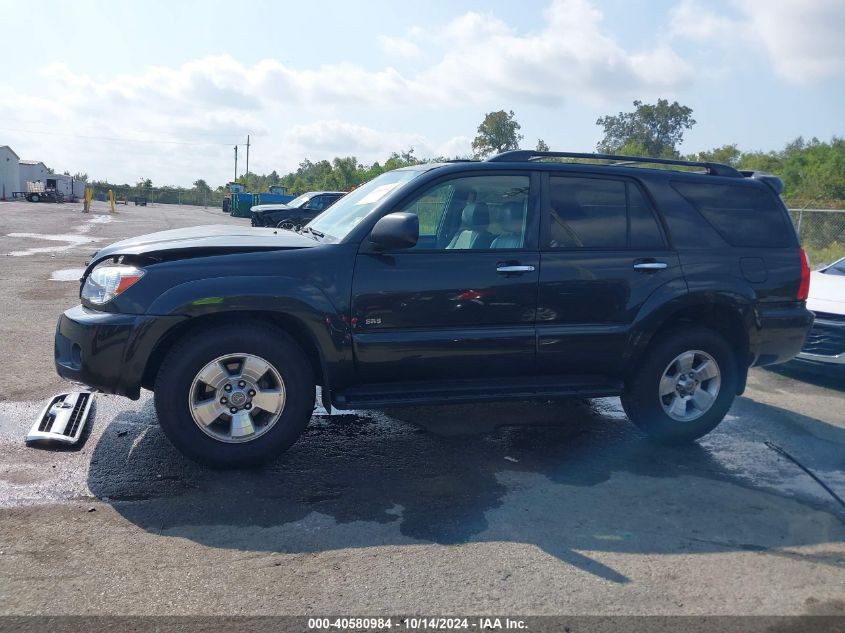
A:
[548,177,625,248]
[671,181,792,247]
[398,175,530,250]
[628,183,664,249]
[823,258,845,276]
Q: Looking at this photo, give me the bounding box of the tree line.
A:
[86,100,844,207]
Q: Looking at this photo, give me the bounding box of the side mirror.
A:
[369,212,419,251]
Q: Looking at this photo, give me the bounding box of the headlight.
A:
[81,264,145,305]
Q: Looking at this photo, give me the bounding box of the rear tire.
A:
[621,327,737,444]
[153,323,315,467]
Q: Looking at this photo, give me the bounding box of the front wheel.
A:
[153,323,315,467]
[621,327,737,444]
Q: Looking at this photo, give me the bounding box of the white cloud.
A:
[379,35,422,59]
[739,0,845,83]
[669,0,845,83]
[436,136,473,160]
[0,0,698,184]
[284,120,429,158]
[669,0,739,42]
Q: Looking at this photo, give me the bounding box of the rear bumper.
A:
[750,305,814,367]
[54,305,185,399]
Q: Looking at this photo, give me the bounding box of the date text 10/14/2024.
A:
[307,618,528,630]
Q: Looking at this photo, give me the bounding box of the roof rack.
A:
[486,150,742,178]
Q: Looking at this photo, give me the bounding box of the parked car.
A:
[795,257,845,366]
[55,150,812,467]
[250,191,345,228]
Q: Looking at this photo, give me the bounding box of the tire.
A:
[29,194,40,203]
[277,220,296,230]
[153,323,315,467]
[621,326,737,444]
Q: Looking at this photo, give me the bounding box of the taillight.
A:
[797,247,810,301]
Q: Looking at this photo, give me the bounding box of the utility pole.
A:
[245,135,250,179]
[234,145,238,182]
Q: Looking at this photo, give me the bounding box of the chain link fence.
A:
[788,207,845,267]
[87,184,227,209]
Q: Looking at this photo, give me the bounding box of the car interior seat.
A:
[490,201,526,249]
[446,202,492,249]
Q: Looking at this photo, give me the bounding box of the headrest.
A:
[461,202,489,227]
[500,201,525,227]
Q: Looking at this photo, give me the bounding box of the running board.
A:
[333,376,622,409]
[26,392,93,446]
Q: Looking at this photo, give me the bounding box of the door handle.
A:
[496,264,535,273]
[633,262,668,271]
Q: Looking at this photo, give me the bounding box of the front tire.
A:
[621,327,737,444]
[153,323,315,467]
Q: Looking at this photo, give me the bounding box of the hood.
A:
[90,224,318,264]
[806,270,845,316]
[251,204,291,214]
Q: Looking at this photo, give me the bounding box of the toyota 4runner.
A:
[55,151,814,467]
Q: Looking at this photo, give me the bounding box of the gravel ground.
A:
[0,198,843,618]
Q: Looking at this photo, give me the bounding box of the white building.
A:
[19,160,85,200]
[19,159,49,191]
[0,145,21,200]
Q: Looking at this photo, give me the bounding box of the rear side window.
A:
[628,184,665,249]
[671,181,792,247]
[548,176,664,249]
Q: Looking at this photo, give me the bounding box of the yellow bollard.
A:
[108,189,116,214]
[83,187,92,213]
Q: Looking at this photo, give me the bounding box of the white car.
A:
[797,257,845,366]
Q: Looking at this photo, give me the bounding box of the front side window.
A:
[287,193,313,208]
[396,174,531,251]
[305,196,325,211]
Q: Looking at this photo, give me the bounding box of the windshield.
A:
[822,257,845,276]
[287,193,313,208]
[307,169,423,241]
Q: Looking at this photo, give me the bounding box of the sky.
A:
[1,0,843,187]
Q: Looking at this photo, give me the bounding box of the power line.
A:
[0,126,241,147]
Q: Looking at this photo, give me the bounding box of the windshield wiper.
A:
[301,226,324,239]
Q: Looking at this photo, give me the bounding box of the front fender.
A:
[146,275,354,389]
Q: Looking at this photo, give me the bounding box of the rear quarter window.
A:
[671,181,793,248]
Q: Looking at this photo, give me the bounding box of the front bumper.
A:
[55,305,185,399]
[796,313,845,365]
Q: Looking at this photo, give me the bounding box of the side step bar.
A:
[332,377,622,410]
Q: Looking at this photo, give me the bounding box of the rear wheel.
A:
[154,323,315,467]
[621,327,737,444]
[29,193,40,203]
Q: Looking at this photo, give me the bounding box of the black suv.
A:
[250,191,345,228]
[55,151,813,467]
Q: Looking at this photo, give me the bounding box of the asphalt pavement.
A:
[0,199,843,617]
